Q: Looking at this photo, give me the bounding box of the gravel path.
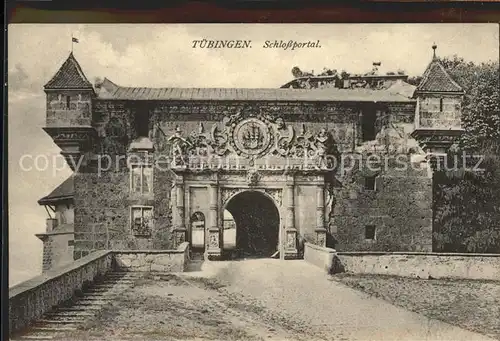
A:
[181,259,496,341]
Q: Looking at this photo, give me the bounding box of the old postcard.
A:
[7,24,500,340]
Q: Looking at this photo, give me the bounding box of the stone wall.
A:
[9,250,113,335]
[331,155,433,252]
[335,252,500,281]
[73,169,174,256]
[112,242,190,272]
[39,232,75,272]
[418,95,462,129]
[303,242,336,273]
[46,91,92,127]
[303,246,500,281]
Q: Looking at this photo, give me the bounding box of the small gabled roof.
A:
[38,175,74,205]
[44,52,94,90]
[416,50,464,94]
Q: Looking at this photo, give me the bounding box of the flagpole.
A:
[71,35,74,53]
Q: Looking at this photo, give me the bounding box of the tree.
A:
[433,56,500,253]
[438,55,500,151]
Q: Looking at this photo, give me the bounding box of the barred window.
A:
[131,206,153,237]
[130,164,152,194]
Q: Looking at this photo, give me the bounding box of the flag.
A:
[72,37,79,43]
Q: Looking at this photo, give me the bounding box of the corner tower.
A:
[43,52,97,170]
[411,44,465,153]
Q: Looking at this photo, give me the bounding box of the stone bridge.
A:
[8,243,500,340]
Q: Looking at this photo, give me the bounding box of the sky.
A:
[7,23,499,286]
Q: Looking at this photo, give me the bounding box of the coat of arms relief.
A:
[160,105,338,169]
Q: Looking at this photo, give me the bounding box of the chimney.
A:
[94,77,103,89]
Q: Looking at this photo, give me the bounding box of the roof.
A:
[38,175,74,205]
[44,52,94,90]
[416,58,464,93]
[96,78,414,103]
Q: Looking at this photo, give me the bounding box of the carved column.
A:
[206,183,221,258]
[172,174,186,247]
[283,175,298,258]
[315,184,327,247]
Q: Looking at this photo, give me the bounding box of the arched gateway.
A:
[225,191,280,258]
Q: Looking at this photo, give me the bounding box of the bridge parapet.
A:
[9,250,113,335]
[9,243,191,337]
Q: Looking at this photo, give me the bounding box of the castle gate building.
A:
[38,46,464,266]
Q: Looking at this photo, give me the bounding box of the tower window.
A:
[65,96,71,109]
[365,225,376,240]
[439,98,444,112]
[364,176,377,191]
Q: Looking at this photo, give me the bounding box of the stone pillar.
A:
[315,184,327,247]
[283,177,298,258]
[206,183,221,259]
[172,175,187,247]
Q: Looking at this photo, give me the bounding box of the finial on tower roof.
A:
[432,43,437,60]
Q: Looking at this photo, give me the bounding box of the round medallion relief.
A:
[232,118,272,156]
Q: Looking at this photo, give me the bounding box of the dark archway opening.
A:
[225,191,280,258]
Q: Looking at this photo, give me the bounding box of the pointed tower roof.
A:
[415,44,464,94]
[44,52,94,90]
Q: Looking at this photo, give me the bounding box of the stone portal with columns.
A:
[167,105,334,259]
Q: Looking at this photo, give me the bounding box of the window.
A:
[439,98,444,112]
[65,96,71,109]
[365,225,376,240]
[364,176,377,191]
[131,206,153,237]
[130,164,152,194]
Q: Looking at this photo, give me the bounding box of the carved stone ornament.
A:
[246,168,260,186]
[221,188,242,206]
[286,231,296,249]
[264,188,283,207]
[209,231,219,248]
[163,106,337,166]
[221,187,282,207]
